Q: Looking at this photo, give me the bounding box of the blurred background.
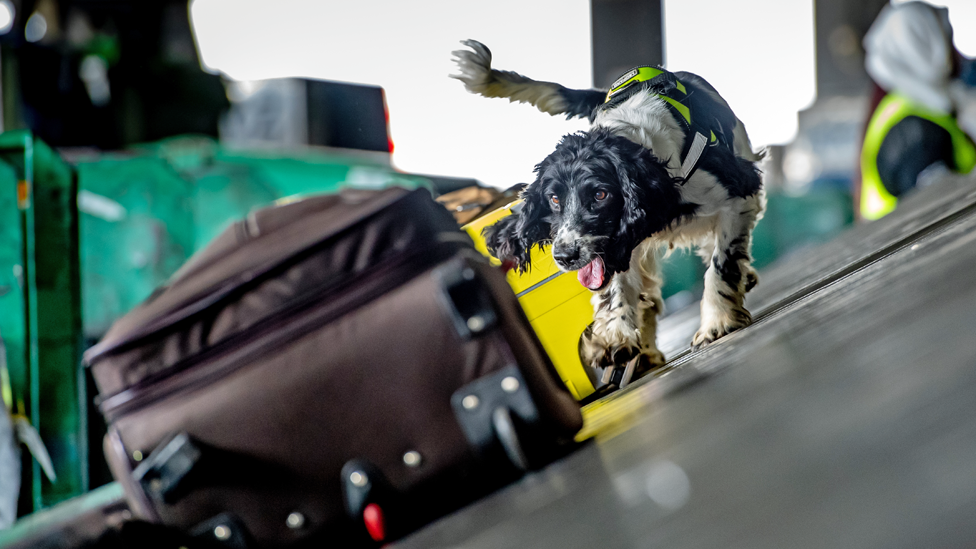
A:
[0,0,974,525]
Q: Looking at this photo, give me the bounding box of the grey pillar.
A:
[591,0,665,89]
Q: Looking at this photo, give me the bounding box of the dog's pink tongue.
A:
[577,256,605,290]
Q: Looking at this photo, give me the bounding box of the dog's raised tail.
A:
[451,39,606,121]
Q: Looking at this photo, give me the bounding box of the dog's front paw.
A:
[691,308,752,350]
[579,324,666,378]
[640,348,667,370]
[579,323,636,369]
[631,352,667,382]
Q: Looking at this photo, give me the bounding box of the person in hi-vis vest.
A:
[860,1,976,221]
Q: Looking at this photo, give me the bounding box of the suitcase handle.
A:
[436,260,498,340]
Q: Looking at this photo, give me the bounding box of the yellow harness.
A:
[604,66,729,180]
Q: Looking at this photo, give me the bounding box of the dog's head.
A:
[484,128,683,290]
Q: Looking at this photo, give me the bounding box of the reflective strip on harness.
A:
[605,65,737,182]
[606,66,687,101]
[680,132,709,179]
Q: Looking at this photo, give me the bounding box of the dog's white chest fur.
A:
[594,94,685,173]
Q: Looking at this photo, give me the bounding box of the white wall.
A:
[197,0,899,181]
[190,0,592,188]
[663,0,817,147]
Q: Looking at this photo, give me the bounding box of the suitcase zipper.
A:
[98,241,465,422]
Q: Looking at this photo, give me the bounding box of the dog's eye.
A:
[549,195,560,206]
[594,190,608,201]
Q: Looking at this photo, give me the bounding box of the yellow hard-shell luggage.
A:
[463,202,597,400]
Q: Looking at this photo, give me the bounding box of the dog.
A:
[451,40,766,379]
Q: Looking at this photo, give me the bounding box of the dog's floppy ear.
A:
[482,215,521,267]
[606,137,682,270]
[483,181,551,273]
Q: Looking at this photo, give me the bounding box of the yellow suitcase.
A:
[463,202,597,400]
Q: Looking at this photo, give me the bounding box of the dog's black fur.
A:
[485,128,694,281]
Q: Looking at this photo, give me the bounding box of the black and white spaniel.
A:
[452,40,766,382]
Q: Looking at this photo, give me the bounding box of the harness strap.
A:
[604,65,733,181]
[680,131,709,179]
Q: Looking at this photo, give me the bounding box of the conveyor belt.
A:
[397,172,976,549]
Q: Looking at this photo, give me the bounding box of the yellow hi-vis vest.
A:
[860,92,976,220]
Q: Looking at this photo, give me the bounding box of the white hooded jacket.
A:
[863,1,956,114]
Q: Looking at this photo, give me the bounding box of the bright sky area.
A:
[190,0,976,189]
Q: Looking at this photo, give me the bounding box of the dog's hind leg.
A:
[579,242,665,376]
[692,194,764,349]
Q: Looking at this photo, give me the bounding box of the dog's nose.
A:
[553,245,580,265]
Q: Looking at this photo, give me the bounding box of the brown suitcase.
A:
[84,188,582,547]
